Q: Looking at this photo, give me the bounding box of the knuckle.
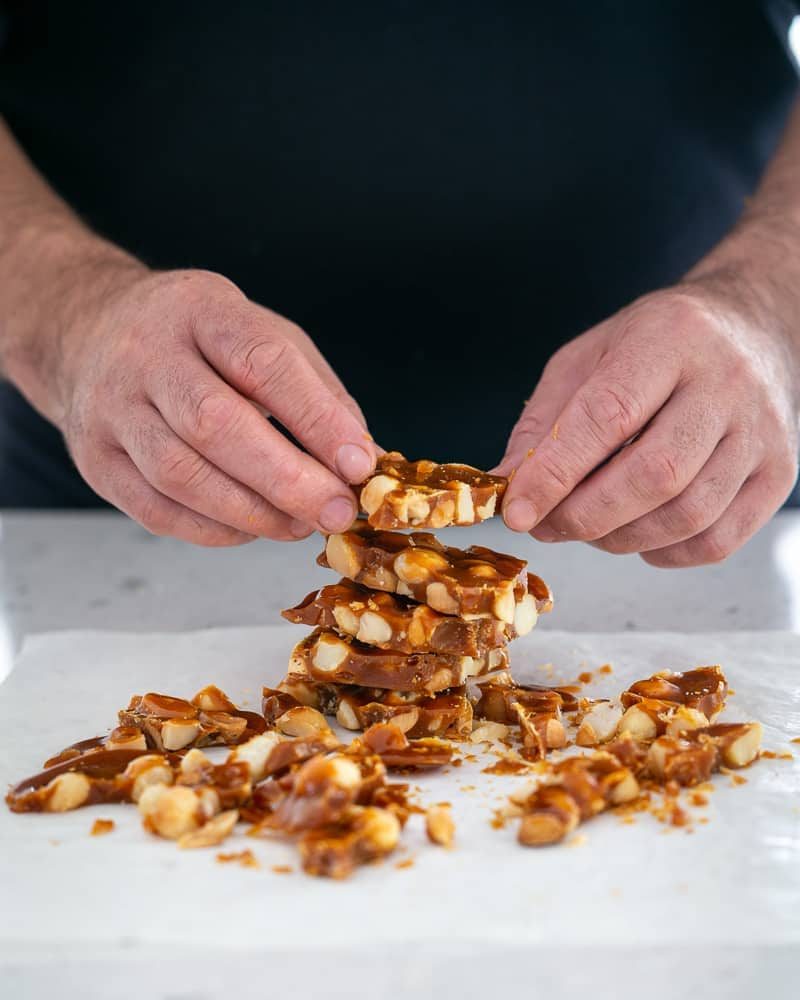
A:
[596,529,640,555]
[182,388,239,447]
[666,493,710,536]
[266,461,308,514]
[227,334,296,399]
[292,396,339,446]
[578,380,645,443]
[513,411,548,446]
[536,451,573,492]
[156,449,212,494]
[693,530,731,565]
[629,448,682,501]
[551,504,595,540]
[136,495,173,537]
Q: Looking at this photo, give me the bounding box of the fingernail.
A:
[290,519,314,539]
[335,443,374,483]
[319,496,357,533]
[504,498,538,533]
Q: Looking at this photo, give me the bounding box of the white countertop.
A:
[2,509,800,665]
[1,510,799,999]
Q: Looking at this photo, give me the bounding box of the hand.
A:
[497,273,800,567]
[51,268,379,545]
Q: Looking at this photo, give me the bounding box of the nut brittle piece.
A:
[273,677,473,739]
[289,628,508,693]
[119,688,266,752]
[472,679,579,723]
[319,523,551,625]
[516,752,641,846]
[269,754,364,833]
[646,722,762,786]
[621,666,727,720]
[359,451,507,529]
[6,748,175,813]
[298,805,401,879]
[283,579,525,654]
[357,722,453,769]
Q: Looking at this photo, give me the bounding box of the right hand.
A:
[51,268,379,545]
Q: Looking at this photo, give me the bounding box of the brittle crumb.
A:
[90,818,115,836]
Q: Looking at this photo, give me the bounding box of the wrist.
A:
[1,222,147,425]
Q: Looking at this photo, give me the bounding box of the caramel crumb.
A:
[526,447,536,459]
[395,858,414,869]
[90,818,115,836]
[791,737,800,745]
[599,664,613,675]
[508,468,516,483]
[578,671,593,684]
[730,774,748,786]
[217,849,260,869]
[689,792,708,807]
[482,758,531,776]
[490,809,508,830]
[551,423,559,440]
[271,864,293,874]
[451,758,463,768]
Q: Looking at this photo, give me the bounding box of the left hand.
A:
[496,272,800,567]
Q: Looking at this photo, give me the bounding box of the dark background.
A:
[0,1,797,503]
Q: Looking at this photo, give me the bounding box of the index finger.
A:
[502,352,680,533]
[194,302,378,484]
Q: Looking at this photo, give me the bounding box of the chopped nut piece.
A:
[226,732,284,783]
[178,809,239,849]
[425,804,455,847]
[576,702,623,746]
[358,452,507,529]
[45,772,92,812]
[274,705,333,740]
[470,721,511,743]
[138,783,221,839]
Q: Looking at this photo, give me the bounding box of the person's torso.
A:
[0,0,796,468]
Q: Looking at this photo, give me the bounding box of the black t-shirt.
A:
[0,1,797,504]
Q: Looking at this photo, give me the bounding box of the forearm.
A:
[0,118,144,423]
[687,96,800,365]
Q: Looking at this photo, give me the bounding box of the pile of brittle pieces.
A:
[277,451,568,764]
[2,453,772,876]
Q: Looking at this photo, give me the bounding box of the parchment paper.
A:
[1,628,798,999]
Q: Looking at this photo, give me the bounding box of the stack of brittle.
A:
[273,452,576,761]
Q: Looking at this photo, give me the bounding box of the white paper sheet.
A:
[1,628,799,999]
